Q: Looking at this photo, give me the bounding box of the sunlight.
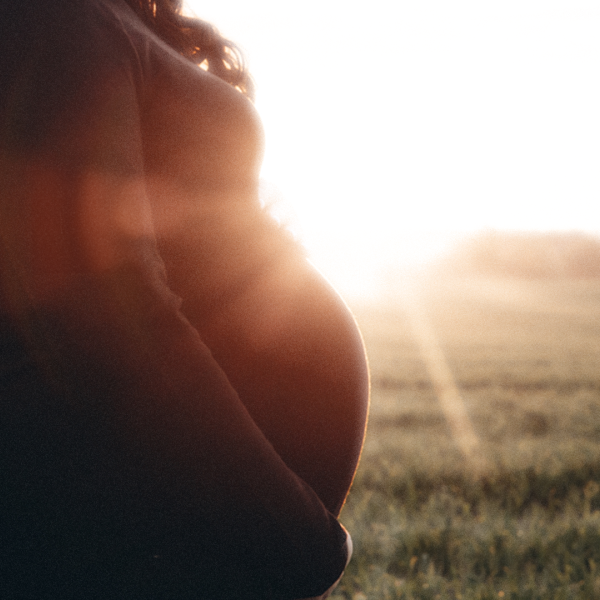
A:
[185,0,600,297]
[307,230,464,301]
[259,178,465,297]
[398,278,486,471]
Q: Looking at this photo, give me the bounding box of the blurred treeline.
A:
[443,231,600,279]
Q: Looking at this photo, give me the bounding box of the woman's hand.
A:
[296,528,353,600]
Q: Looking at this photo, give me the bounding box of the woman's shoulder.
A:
[0,0,144,155]
[1,0,225,86]
[1,0,128,51]
[0,0,141,90]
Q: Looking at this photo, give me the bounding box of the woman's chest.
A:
[140,47,264,198]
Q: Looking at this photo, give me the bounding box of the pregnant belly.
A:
[161,223,369,515]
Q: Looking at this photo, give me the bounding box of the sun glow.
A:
[186,0,600,298]
[399,280,485,471]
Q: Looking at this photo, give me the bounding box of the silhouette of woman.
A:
[0,1,369,598]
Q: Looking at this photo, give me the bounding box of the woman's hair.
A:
[124,0,254,99]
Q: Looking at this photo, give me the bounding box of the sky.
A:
[186,0,600,296]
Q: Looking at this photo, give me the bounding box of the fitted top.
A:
[0,1,368,599]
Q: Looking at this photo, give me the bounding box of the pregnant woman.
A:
[0,1,369,598]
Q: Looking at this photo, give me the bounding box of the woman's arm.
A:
[298,527,353,600]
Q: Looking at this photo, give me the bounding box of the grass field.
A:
[332,274,600,600]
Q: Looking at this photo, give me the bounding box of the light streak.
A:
[400,281,485,472]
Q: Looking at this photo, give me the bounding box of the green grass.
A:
[333,276,600,599]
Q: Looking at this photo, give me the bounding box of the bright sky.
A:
[186,0,600,296]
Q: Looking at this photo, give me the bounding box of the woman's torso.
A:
[0,1,368,597]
